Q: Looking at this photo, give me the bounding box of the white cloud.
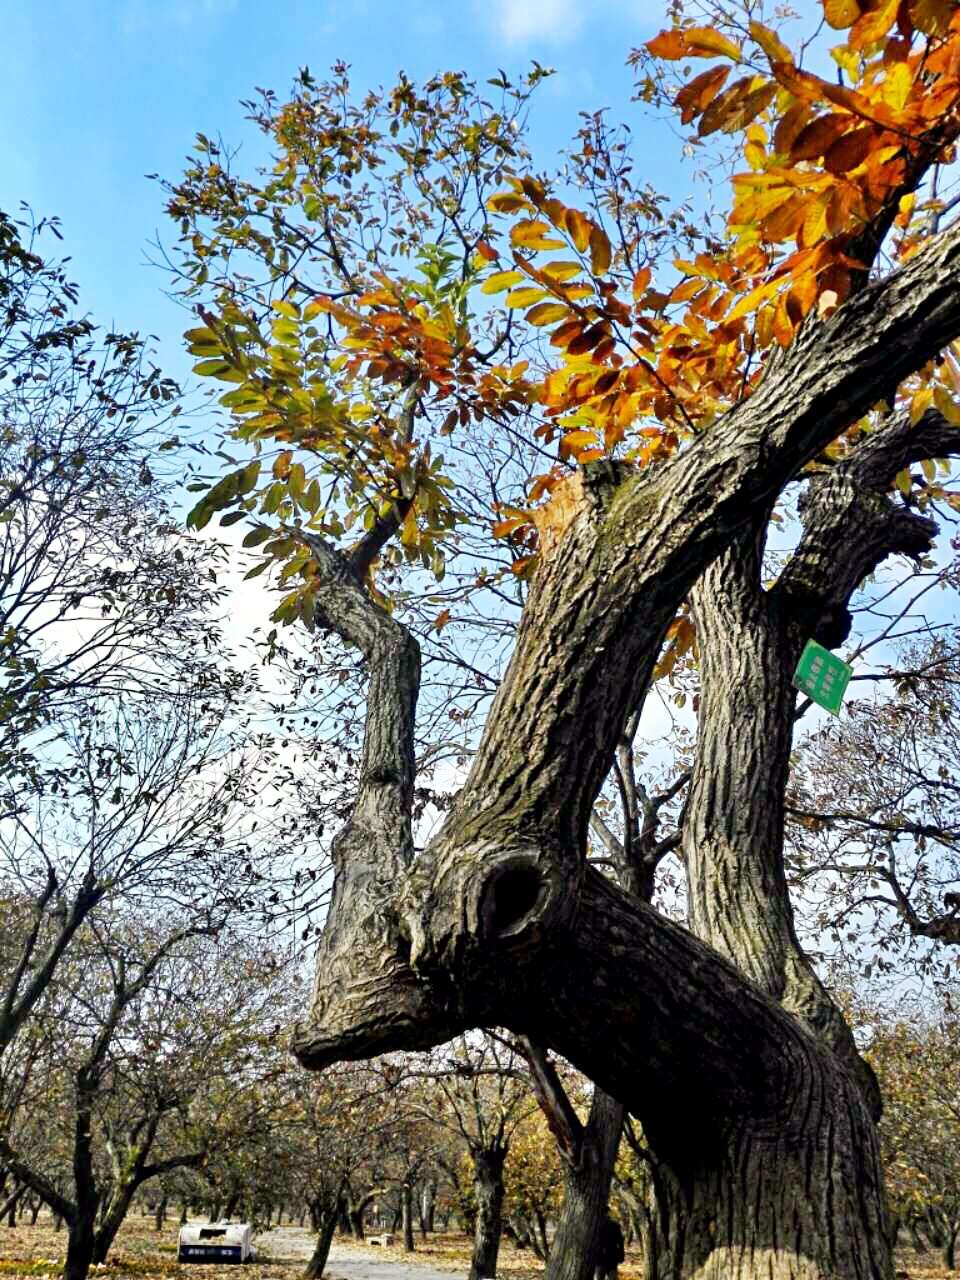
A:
[489,0,584,45]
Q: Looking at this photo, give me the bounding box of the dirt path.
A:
[256,1227,470,1280]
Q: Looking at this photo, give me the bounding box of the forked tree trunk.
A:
[634,426,947,1278]
[291,230,960,1280]
[469,1146,506,1280]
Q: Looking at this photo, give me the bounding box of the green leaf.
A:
[242,526,273,548]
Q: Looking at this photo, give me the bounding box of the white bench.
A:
[367,1234,395,1247]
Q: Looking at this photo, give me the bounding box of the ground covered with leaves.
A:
[0,1216,952,1279]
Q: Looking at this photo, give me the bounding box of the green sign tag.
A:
[792,639,852,715]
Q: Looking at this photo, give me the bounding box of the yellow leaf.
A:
[511,219,566,250]
[526,302,570,327]
[749,21,792,64]
[894,467,912,496]
[560,428,600,453]
[487,193,532,214]
[541,260,582,282]
[589,227,612,276]
[481,270,525,294]
[881,62,913,113]
[726,276,782,321]
[684,26,743,60]
[505,287,549,308]
[933,384,960,426]
[910,386,933,424]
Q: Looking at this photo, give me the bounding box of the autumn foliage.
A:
[171,1,960,625]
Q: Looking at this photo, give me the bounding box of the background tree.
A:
[788,629,960,970]
[865,990,960,1270]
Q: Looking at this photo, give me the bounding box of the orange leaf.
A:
[567,323,609,355]
[790,113,851,162]
[632,266,652,300]
[910,0,954,35]
[774,102,815,153]
[850,0,899,47]
[771,61,826,103]
[762,192,809,241]
[565,208,592,253]
[476,241,498,262]
[719,82,778,133]
[698,76,754,135]
[675,65,731,124]
[823,124,877,173]
[550,320,585,349]
[646,29,689,59]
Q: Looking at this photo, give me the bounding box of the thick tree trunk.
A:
[64,1215,96,1280]
[469,1147,506,1280]
[546,1090,624,1280]
[292,229,960,1280]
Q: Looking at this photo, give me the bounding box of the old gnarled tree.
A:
[171,7,960,1276]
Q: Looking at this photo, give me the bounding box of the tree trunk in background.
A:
[419,1180,435,1236]
[545,1090,624,1280]
[402,1180,415,1252]
[469,1147,506,1280]
[153,1196,167,1231]
[304,1206,338,1280]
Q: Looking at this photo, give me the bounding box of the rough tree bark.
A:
[292,219,960,1279]
[469,1145,506,1280]
[545,1085,624,1280]
[629,408,960,1276]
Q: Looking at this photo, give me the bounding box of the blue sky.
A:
[0,0,681,381]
